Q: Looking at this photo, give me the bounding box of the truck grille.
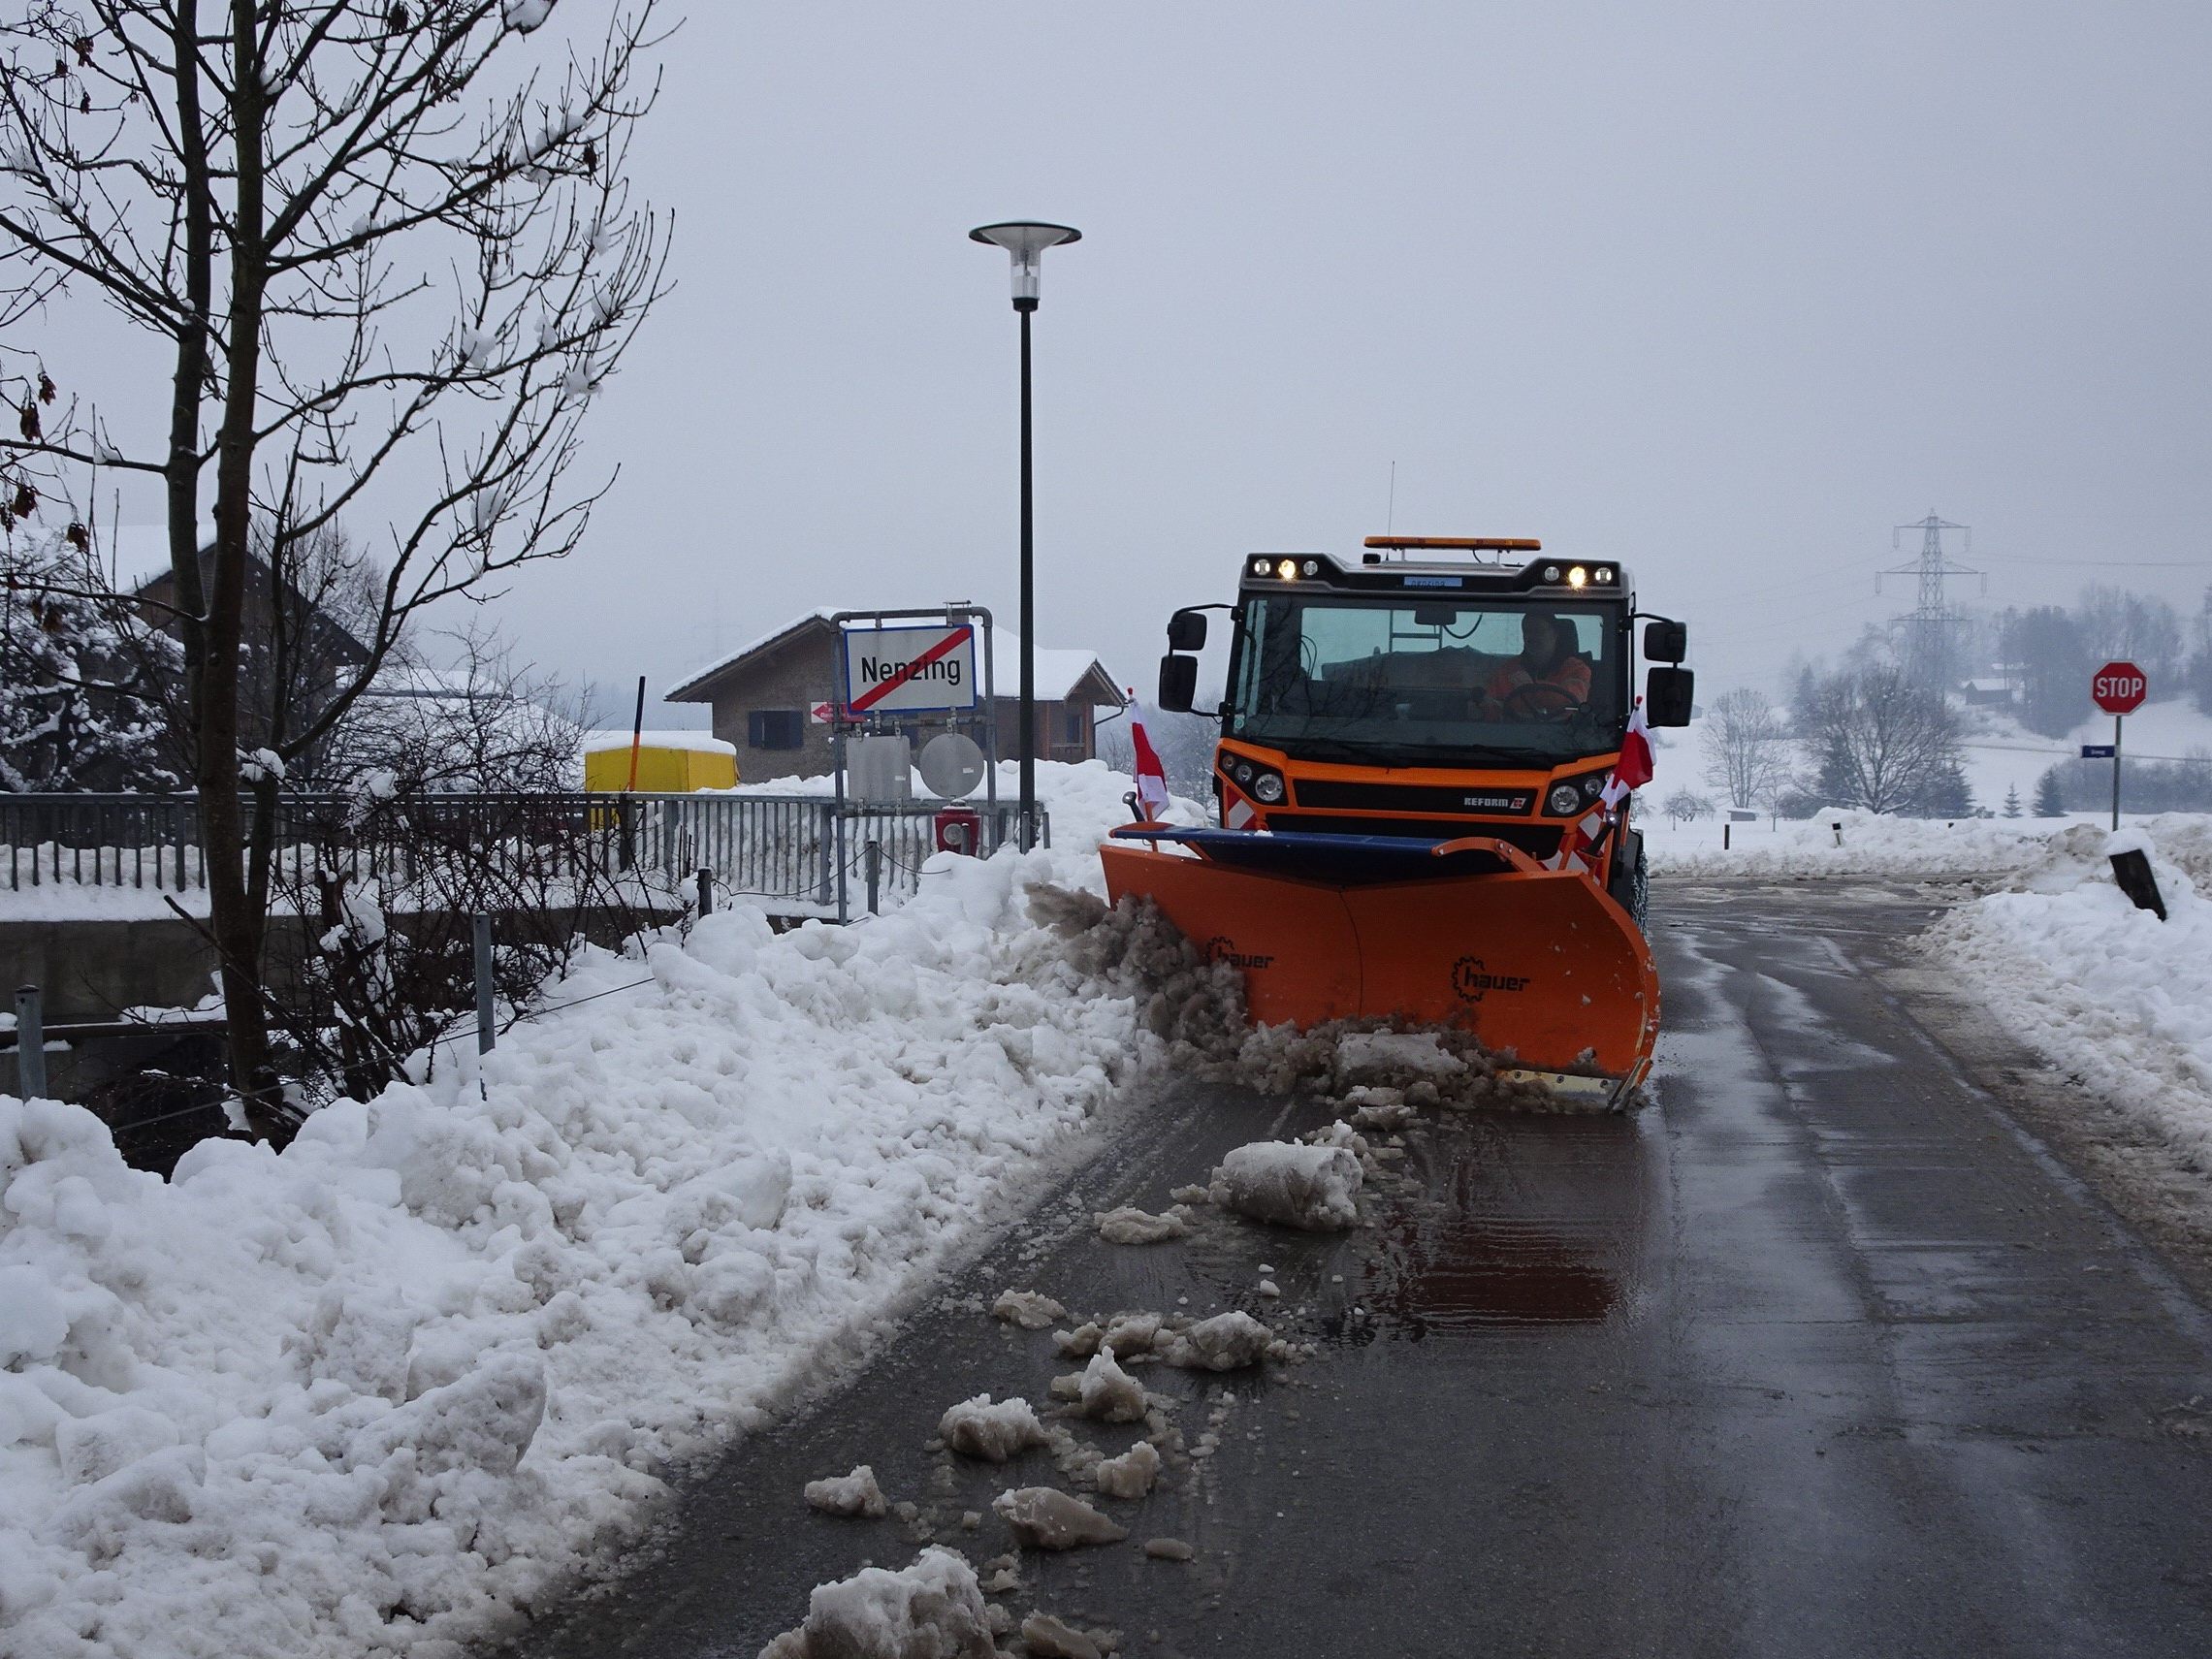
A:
[1292,781,1537,815]
[1264,813,1563,858]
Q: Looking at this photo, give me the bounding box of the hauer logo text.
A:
[1453,957,1529,1002]
[1206,937,1276,971]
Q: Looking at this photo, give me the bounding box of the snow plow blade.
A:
[1101,827,1658,1095]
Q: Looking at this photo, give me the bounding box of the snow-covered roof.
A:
[669,610,1124,707]
[990,632,1126,705]
[581,728,736,755]
[667,608,842,700]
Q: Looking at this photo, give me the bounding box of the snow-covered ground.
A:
[1954,695,2212,810]
[1646,806,2212,884]
[1932,823,2212,1182]
[0,761,1196,1659]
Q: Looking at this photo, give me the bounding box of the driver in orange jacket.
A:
[1483,613,1591,717]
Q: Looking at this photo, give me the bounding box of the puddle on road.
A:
[1341,1116,1651,1341]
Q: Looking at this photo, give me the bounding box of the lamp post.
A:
[969,220,1081,852]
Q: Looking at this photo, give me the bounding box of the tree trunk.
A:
[199,0,283,1137]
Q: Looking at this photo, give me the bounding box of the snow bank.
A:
[0,764,1179,1658]
[1208,1141,1363,1230]
[1934,827,2212,1172]
[1647,809,2212,884]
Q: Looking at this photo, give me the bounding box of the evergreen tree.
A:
[2003,783,2023,818]
[2033,768,2066,817]
[0,531,182,792]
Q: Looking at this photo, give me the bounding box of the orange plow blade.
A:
[1100,831,1658,1093]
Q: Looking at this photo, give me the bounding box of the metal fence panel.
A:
[0,791,1040,922]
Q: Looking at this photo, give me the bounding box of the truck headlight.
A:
[1252,771,1285,804]
[1547,782,1584,815]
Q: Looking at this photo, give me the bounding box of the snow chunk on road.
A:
[993,1486,1131,1549]
[1157,1310,1274,1371]
[939,1394,1050,1462]
[991,1289,1067,1329]
[1022,1610,1116,1659]
[1094,1204,1191,1244]
[757,1545,996,1658]
[1143,1536,1196,1561]
[1075,1348,1149,1421]
[804,1465,889,1517]
[1093,1438,1162,1498]
[1335,1030,1463,1080]
[1209,1141,1363,1230]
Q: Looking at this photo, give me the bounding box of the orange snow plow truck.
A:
[1101,536,1694,1105]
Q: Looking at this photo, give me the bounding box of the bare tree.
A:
[1798,664,1969,814]
[1,2,670,1135]
[1698,686,1790,811]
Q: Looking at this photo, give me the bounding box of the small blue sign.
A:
[2080,744,2115,758]
[1402,575,1464,589]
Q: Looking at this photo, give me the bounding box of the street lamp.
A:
[969,220,1081,852]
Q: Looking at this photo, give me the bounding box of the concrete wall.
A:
[1,918,222,1024]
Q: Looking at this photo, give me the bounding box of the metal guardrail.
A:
[0,791,1039,923]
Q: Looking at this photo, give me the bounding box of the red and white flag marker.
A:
[1554,698,1654,873]
[1126,690,1172,820]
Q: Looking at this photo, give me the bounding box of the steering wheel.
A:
[1502,681,1582,722]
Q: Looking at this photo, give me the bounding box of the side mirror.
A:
[1643,620,1687,663]
[1166,609,1208,652]
[1646,665,1695,726]
[1158,653,1198,714]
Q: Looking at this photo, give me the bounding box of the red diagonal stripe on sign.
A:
[848,626,973,715]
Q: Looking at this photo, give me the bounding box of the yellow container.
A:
[583,732,738,792]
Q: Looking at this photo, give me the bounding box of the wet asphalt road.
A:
[510,880,2212,1659]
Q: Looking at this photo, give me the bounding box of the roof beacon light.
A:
[1568,565,1588,589]
[1595,567,1616,584]
[1276,558,1298,581]
[1251,558,1270,575]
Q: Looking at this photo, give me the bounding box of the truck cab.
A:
[1157,537,1692,921]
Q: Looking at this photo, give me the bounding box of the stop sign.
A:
[2092,660,2148,715]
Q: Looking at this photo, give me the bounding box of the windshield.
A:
[1229,592,1626,763]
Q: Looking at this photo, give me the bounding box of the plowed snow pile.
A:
[0,762,1202,1659]
[1933,827,2212,1172]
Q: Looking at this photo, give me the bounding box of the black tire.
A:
[1608,828,1649,934]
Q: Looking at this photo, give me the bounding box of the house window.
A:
[748,710,804,750]
[1055,704,1086,745]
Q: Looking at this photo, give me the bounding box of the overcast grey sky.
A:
[74,1,2212,719]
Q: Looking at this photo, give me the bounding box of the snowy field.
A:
[0,762,1201,1659]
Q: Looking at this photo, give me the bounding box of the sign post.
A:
[2090,660,2148,831]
